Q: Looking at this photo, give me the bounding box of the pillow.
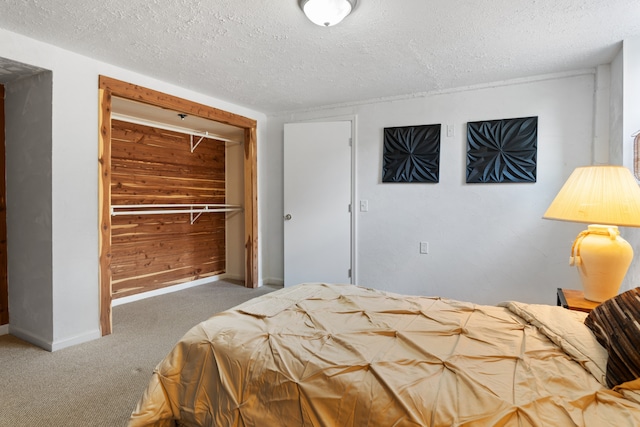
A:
[584,287,640,388]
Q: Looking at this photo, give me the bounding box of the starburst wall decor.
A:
[466,116,538,183]
[382,124,441,183]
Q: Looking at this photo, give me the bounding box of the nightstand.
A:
[556,288,600,313]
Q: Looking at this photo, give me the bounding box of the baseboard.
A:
[112,275,224,306]
[222,273,244,282]
[0,324,8,335]
[9,325,54,351]
[50,329,102,352]
[9,324,101,352]
[263,278,284,287]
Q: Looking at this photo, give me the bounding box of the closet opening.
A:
[98,76,258,336]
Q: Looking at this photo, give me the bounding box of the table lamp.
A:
[543,165,640,302]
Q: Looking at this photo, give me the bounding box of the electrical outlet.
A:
[420,242,429,254]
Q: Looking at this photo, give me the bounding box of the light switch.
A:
[446,124,454,137]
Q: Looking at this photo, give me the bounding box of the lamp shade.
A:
[299,0,356,27]
[543,166,640,227]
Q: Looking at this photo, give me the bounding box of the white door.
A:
[284,121,352,287]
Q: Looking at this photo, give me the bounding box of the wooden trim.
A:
[244,126,258,288]
[98,76,256,129]
[98,76,259,335]
[98,88,113,335]
[0,84,7,326]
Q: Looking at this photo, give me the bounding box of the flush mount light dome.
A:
[299,0,357,27]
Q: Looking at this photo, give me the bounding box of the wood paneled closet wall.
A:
[110,119,228,298]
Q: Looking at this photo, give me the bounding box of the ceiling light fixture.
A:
[299,0,357,27]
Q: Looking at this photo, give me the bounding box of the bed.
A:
[128,283,640,426]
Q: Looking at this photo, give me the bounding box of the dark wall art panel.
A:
[383,124,441,183]
[466,116,538,183]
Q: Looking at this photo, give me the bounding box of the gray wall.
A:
[5,71,53,346]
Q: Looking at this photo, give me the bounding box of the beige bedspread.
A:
[128,283,640,426]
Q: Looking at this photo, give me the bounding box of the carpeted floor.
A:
[0,280,277,427]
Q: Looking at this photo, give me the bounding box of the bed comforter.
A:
[128,283,640,426]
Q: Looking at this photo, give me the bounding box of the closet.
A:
[98,76,258,336]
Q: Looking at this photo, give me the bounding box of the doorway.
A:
[283,120,355,287]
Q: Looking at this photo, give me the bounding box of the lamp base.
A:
[571,224,633,302]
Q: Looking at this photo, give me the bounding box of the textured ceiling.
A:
[1,0,639,114]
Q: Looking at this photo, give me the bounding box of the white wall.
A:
[266,72,601,305]
[613,37,640,292]
[622,37,640,172]
[610,50,624,166]
[0,28,267,350]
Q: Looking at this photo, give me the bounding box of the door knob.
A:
[284,214,292,220]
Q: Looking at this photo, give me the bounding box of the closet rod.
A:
[112,203,240,209]
[111,207,242,216]
[112,204,242,215]
[111,112,242,145]
[111,204,243,225]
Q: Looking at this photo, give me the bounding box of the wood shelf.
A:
[556,288,600,313]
